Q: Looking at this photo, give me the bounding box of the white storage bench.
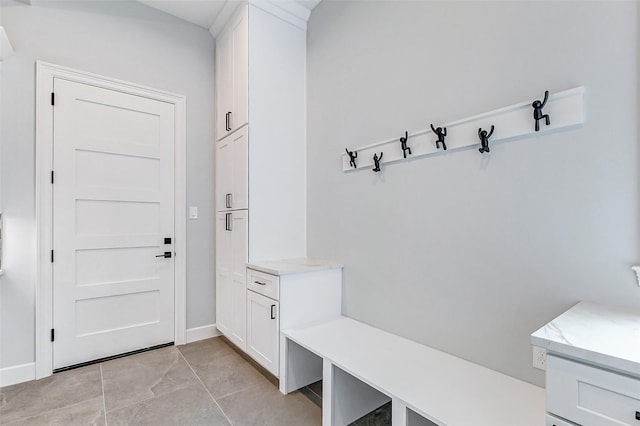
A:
[280,317,545,426]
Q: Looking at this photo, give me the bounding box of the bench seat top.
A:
[283,316,545,426]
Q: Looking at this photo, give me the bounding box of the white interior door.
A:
[52,78,175,369]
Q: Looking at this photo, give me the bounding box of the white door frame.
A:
[35,61,187,379]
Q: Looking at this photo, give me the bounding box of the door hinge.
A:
[51,250,54,263]
[50,329,55,342]
[51,170,54,184]
[51,92,55,106]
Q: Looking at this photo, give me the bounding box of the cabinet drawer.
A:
[547,354,640,426]
[247,269,279,300]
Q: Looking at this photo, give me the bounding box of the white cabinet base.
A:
[547,354,640,426]
[246,262,342,381]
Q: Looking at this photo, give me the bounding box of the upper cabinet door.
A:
[216,126,248,212]
[231,7,248,132]
[215,132,232,211]
[215,28,233,140]
[231,127,248,210]
[215,5,248,141]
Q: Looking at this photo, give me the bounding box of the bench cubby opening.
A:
[407,407,438,426]
[327,363,391,426]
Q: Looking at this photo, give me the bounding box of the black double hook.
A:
[430,124,447,150]
[345,148,358,168]
[532,90,550,132]
[478,125,494,153]
[399,131,411,158]
[372,152,383,172]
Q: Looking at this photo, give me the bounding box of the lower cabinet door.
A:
[215,211,247,350]
[246,290,279,376]
[215,213,232,336]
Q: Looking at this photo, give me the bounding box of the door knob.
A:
[156,252,172,258]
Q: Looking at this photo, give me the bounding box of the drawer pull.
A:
[254,280,266,286]
[225,213,232,231]
[636,411,640,420]
[270,304,276,319]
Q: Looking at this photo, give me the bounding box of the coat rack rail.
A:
[341,86,585,172]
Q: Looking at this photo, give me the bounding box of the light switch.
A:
[189,206,198,219]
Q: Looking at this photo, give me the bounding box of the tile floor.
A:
[0,337,322,425]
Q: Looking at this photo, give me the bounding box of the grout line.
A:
[100,364,108,426]
[177,350,234,426]
[2,397,104,426]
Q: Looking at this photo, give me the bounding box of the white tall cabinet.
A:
[215,9,248,140]
[214,2,308,356]
[215,210,247,350]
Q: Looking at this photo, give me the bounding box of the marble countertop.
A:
[531,301,640,377]
[246,258,343,276]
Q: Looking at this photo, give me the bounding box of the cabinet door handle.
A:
[228,111,232,130]
[225,111,231,131]
[270,304,276,319]
[254,280,266,286]
[225,193,232,209]
[635,411,640,420]
[225,212,232,231]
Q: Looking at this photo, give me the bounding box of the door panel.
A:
[230,210,248,349]
[216,137,232,211]
[231,6,248,131]
[231,128,248,210]
[246,290,279,376]
[216,128,247,211]
[215,210,247,350]
[75,150,160,191]
[52,78,175,369]
[75,200,160,236]
[215,27,233,140]
[215,212,232,335]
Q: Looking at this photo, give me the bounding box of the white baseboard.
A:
[0,362,36,387]
[185,324,221,344]
[0,327,220,387]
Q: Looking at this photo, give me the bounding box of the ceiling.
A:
[136,0,321,31]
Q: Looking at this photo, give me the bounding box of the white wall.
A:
[0,0,215,369]
[306,1,639,386]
